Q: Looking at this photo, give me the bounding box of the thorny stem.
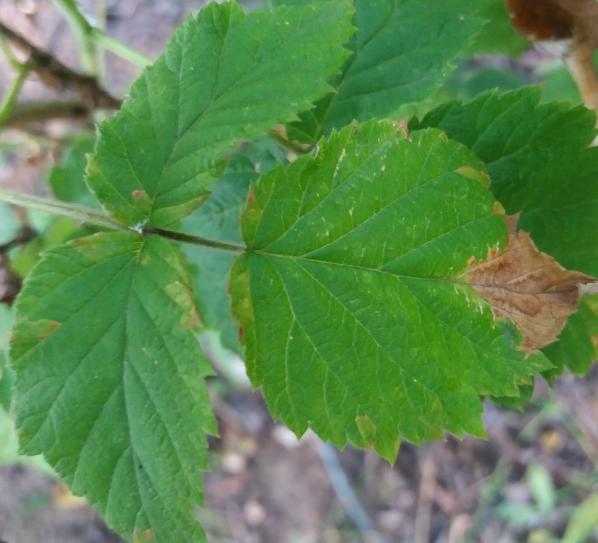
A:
[0,189,246,254]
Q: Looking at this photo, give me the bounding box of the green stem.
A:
[0,36,20,70]
[51,0,151,71]
[95,0,108,83]
[0,189,246,253]
[0,189,127,232]
[144,228,246,253]
[0,63,31,129]
[51,0,98,75]
[91,29,151,68]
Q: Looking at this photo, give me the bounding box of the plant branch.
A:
[92,29,151,69]
[0,61,32,129]
[51,0,151,70]
[0,21,120,110]
[0,35,21,70]
[0,225,36,253]
[0,189,128,232]
[51,0,98,75]
[144,228,246,253]
[0,190,246,253]
[3,100,91,128]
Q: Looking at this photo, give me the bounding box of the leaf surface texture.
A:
[11,232,215,543]
[230,122,550,460]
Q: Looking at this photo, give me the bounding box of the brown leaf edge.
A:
[465,223,597,354]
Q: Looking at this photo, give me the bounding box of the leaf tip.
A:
[467,230,597,353]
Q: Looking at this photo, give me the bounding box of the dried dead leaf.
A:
[467,230,597,353]
[507,0,598,115]
[506,0,574,40]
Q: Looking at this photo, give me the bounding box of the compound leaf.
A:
[230,121,550,461]
[10,232,215,543]
[87,0,354,227]
[285,0,491,143]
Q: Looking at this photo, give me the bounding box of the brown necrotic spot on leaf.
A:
[9,319,62,362]
[133,529,154,543]
[466,230,597,353]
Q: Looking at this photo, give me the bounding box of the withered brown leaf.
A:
[506,0,574,40]
[466,230,597,353]
[507,0,598,114]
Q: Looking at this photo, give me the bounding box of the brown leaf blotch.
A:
[467,231,597,353]
[132,190,147,200]
[133,529,154,543]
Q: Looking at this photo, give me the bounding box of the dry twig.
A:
[0,20,121,121]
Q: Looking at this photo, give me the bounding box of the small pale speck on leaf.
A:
[466,228,597,353]
[393,118,410,139]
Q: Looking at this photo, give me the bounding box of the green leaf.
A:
[285,0,491,144]
[527,463,556,514]
[10,232,215,543]
[182,139,286,352]
[468,0,529,56]
[0,303,13,411]
[0,201,20,245]
[543,296,598,378]
[412,88,598,275]
[412,88,598,375]
[10,216,95,278]
[49,133,97,206]
[563,493,598,543]
[0,407,52,472]
[443,66,526,102]
[230,121,550,460]
[86,0,354,228]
